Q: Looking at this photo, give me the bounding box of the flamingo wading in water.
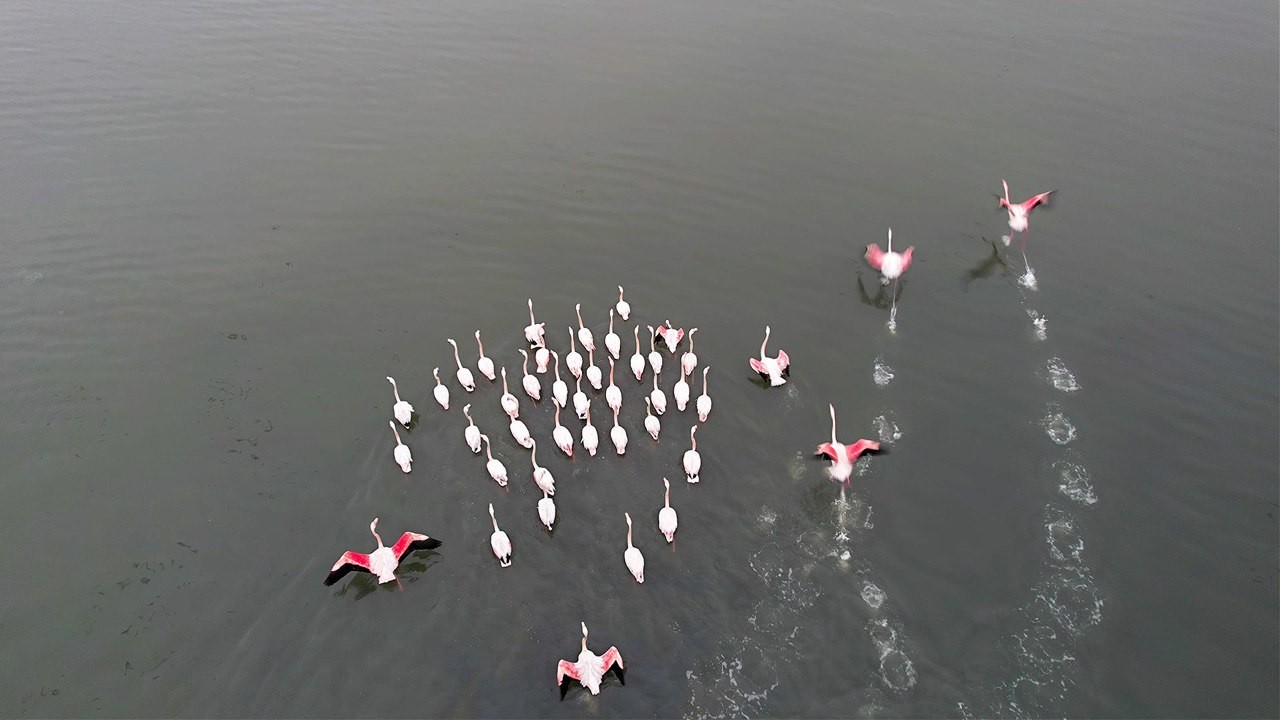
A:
[623,512,645,583]
[575,303,595,352]
[556,623,624,697]
[462,403,481,454]
[326,517,441,585]
[683,425,701,483]
[630,325,645,382]
[488,503,512,567]
[696,366,712,422]
[658,477,678,543]
[605,309,621,361]
[615,286,630,321]
[446,338,476,392]
[387,376,414,427]
[432,367,450,409]
[864,228,915,330]
[748,326,790,386]
[474,330,496,381]
[480,433,508,487]
[389,420,412,473]
[525,299,546,348]
[815,403,881,485]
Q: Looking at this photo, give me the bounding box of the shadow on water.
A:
[856,274,906,310]
[558,666,625,701]
[962,238,1016,290]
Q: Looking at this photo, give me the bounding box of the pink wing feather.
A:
[675,329,685,345]
[865,243,886,271]
[776,349,790,371]
[330,551,372,573]
[601,646,624,671]
[815,442,839,461]
[391,531,431,559]
[846,439,881,461]
[899,247,915,274]
[749,358,767,375]
[556,659,580,685]
[1023,190,1054,212]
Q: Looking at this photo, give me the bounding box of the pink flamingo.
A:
[556,622,625,696]
[815,404,881,485]
[997,178,1054,245]
[865,228,914,329]
[326,517,440,585]
[748,326,790,386]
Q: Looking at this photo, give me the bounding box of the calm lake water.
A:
[1,1,1276,717]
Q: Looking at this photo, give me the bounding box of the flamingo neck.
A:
[761,327,770,358]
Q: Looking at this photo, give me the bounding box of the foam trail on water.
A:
[873,357,895,386]
[1041,357,1080,393]
[1039,404,1077,445]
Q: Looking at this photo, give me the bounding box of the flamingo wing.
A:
[865,243,886,271]
[391,532,442,560]
[556,659,580,685]
[601,646,624,672]
[899,246,915,274]
[846,439,881,461]
[329,551,372,573]
[815,442,839,461]
[749,357,768,375]
[776,349,790,372]
[1023,190,1055,212]
[674,329,685,345]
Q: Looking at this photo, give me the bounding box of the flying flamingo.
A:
[643,397,661,440]
[499,367,520,419]
[518,349,541,401]
[538,488,556,531]
[556,623,624,697]
[586,347,603,391]
[573,374,589,421]
[480,433,508,487]
[606,359,622,412]
[864,228,914,330]
[683,425,701,483]
[630,326,645,382]
[610,405,627,455]
[696,367,712,422]
[529,438,555,496]
[681,328,698,377]
[389,420,412,473]
[615,286,630,321]
[815,403,882,485]
[658,320,684,354]
[551,350,568,409]
[524,299,546,348]
[748,326,790,387]
[658,477,677,543]
[566,328,583,380]
[650,372,667,415]
[446,338,476,392]
[673,369,690,412]
[474,330,496,381]
[326,517,441,585]
[605,309,622,361]
[645,325,663,375]
[623,512,645,583]
[488,503,512,568]
[997,178,1055,285]
[582,403,599,457]
[432,367,450,409]
[575,303,595,352]
[553,403,574,458]
[386,376,414,427]
[461,403,481,454]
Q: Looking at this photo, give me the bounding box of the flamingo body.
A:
[556,623,624,696]
[327,517,441,585]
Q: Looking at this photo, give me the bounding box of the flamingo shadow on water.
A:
[560,666,625,701]
[961,237,1016,291]
[856,274,905,311]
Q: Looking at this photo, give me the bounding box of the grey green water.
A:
[1,1,1276,717]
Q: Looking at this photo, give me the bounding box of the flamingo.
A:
[586,347,603,391]
[864,228,914,329]
[645,325,663,375]
[461,403,481,454]
[573,374,589,421]
[681,327,698,377]
[524,299,546,348]
[566,328,583,380]
[538,488,556,531]
[510,415,533,449]
[615,286,631,321]
[575,303,595,352]
[606,359,622,412]
[630,326,645,382]
[519,349,541,401]
[650,372,667,415]
[658,477,678,543]
[815,403,881,485]
[553,403,574,458]
[748,326,790,387]
[551,350,569,409]
[488,503,512,568]
[386,376,414,427]
[582,403,599,457]
[673,370,690,412]
[696,367,712,422]
[432,367,450,409]
[480,433,508,487]
[605,309,621,360]
[623,512,645,583]
[683,425,701,483]
[529,438,555,496]
[446,338,476,392]
[998,179,1055,243]
[610,405,627,455]
[500,367,520,419]
[535,344,550,375]
[388,420,412,473]
[474,330,496,381]
[556,623,624,697]
[660,320,684,354]
[326,517,441,585]
[644,397,661,440]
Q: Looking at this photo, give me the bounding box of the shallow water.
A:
[1,1,1276,717]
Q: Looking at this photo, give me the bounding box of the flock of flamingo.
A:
[323,179,1055,696]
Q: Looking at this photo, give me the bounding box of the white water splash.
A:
[867,618,918,693]
[1039,405,1077,445]
[1026,309,1048,340]
[1054,460,1097,506]
[18,268,44,284]
[861,583,887,609]
[1042,357,1080,393]
[872,412,903,444]
[887,305,898,333]
[1046,514,1085,565]
[873,357,895,386]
